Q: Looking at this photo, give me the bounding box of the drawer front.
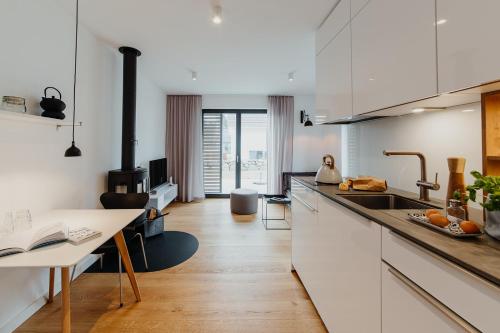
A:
[291,180,317,211]
[382,262,468,333]
[382,227,499,333]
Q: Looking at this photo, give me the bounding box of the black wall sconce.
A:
[300,110,313,127]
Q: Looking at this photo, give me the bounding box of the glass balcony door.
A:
[203,110,267,196]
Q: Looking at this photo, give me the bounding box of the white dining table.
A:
[0,209,145,333]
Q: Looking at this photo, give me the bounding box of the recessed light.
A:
[369,78,375,81]
[212,5,222,24]
[288,72,295,82]
[436,19,447,25]
[192,71,197,81]
[462,109,475,113]
[412,108,425,113]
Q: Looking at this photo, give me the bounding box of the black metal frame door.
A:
[203,109,266,197]
[235,112,241,189]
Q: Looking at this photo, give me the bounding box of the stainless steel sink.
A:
[337,194,440,210]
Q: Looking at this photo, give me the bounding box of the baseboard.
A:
[0,254,98,333]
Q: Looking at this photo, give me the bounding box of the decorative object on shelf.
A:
[446,157,468,218]
[315,154,342,184]
[65,0,81,157]
[465,170,500,240]
[300,110,313,127]
[40,87,66,119]
[1,96,26,113]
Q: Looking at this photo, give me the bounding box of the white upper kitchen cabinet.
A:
[315,195,381,332]
[350,0,370,19]
[351,0,437,115]
[437,0,500,93]
[316,24,352,122]
[315,0,350,55]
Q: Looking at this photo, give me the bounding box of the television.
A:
[149,158,167,190]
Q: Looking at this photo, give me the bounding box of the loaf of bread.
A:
[351,177,387,192]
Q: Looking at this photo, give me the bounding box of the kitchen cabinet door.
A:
[437,0,500,93]
[382,262,468,333]
[315,25,352,123]
[290,181,318,292]
[316,0,350,55]
[350,0,370,19]
[315,195,381,332]
[351,0,437,115]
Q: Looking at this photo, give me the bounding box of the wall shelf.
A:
[0,109,82,130]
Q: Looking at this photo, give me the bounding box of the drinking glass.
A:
[14,209,32,232]
[0,211,14,235]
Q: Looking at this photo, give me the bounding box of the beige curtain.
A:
[267,96,294,194]
[166,95,204,202]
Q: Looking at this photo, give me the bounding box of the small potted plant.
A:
[465,171,500,240]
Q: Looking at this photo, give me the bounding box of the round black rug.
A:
[85,231,199,273]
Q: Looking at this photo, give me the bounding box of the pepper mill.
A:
[447,157,468,218]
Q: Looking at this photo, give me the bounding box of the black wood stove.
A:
[108,46,148,194]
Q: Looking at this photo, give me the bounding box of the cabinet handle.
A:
[291,193,317,212]
[387,266,480,333]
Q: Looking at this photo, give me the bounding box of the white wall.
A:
[0,1,165,330]
[201,94,342,172]
[293,95,342,172]
[349,103,482,201]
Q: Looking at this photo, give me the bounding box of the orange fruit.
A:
[460,221,480,234]
[429,214,448,228]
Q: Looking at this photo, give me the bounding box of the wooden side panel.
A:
[482,91,500,176]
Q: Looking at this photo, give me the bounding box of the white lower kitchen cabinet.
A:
[382,227,498,333]
[291,180,318,288]
[305,194,381,333]
[382,262,467,333]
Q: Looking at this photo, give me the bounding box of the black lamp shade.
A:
[65,141,82,157]
[304,116,313,127]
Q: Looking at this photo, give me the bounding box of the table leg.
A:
[113,230,141,302]
[48,267,55,303]
[61,267,71,333]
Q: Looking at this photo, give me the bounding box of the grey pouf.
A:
[230,188,258,215]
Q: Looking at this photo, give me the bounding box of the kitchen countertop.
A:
[292,176,500,287]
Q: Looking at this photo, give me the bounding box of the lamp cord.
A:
[72,0,79,142]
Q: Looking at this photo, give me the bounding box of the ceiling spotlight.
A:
[212,5,222,24]
[412,108,425,113]
[436,19,447,25]
[192,71,197,81]
[288,72,295,82]
[462,109,475,113]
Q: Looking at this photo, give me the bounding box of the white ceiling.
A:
[78,0,338,95]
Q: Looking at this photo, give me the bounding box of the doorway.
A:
[202,109,267,197]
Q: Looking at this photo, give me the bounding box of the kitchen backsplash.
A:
[342,102,482,204]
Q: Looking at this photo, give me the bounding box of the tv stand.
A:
[149,183,178,210]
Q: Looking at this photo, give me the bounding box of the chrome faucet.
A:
[383,150,440,201]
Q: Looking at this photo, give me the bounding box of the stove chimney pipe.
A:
[119,46,141,170]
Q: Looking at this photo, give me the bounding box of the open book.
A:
[0,222,69,257]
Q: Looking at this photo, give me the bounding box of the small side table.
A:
[261,194,291,230]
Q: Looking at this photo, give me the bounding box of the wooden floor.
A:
[17,199,326,333]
